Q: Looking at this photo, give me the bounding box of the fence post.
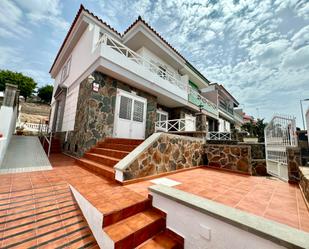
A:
[3,84,18,107]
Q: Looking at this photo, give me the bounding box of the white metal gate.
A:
[264,115,297,181]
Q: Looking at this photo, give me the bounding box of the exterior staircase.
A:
[103,199,184,249]
[76,138,143,180]
[75,138,184,248]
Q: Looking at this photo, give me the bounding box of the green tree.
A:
[241,118,267,142]
[255,118,267,142]
[0,70,37,100]
[37,85,53,103]
[241,120,256,137]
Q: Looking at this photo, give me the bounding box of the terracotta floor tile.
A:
[105,222,133,241]
[264,209,299,229]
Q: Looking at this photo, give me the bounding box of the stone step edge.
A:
[103,208,166,246]
[84,153,121,163]
[102,198,152,227]
[136,229,184,249]
[77,158,115,173]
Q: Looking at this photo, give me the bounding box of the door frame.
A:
[185,113,196,131]
[113,88,147,139]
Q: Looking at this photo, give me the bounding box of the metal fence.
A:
[264,115,297,181]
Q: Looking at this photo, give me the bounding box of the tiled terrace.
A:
[0,153,308,248]
[125,168,309,233]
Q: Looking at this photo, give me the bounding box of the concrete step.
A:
[98,143,138,152]
[76,158,115,179]
[103,198,152,227]
[104,137,144,146]
[84,153,120,167]
[90,148,129,159]
[104,208,166,249]
[137,229,184,249]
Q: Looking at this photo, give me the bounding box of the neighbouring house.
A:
[49,5,243,156]
[243,112,255,124]
[201,83,243,132]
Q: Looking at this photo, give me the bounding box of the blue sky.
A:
[0,0,309,127]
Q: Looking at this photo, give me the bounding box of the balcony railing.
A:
[155,118,196,132]
[234,111,243,123]
[98,33,187,91]
[188,86,218,116]
[207,132,231,140]
[219,102,234,117]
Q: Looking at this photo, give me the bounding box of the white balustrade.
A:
[98,33,187,91]
[188,86,218,114]
[207,132,231,140]
[16,122,49,132]
[155,118,196,132]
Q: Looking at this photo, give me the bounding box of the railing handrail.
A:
[98,33,187,91]
[207,131,231,140]
[156,118,194,123]
[39,124,52,158]
[188,85,218,111]
[155,118,195,132]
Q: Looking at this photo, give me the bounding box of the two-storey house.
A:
[49,5,239,156]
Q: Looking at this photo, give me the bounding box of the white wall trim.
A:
[70,185,114,249]
[149,185,309,249]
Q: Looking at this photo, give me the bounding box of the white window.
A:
[61,57,71,82]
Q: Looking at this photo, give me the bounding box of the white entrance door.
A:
[185,114,196,131]
[114,89,147,139]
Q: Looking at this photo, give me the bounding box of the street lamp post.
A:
[300,98,309,130]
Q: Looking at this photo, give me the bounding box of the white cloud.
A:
[0,0,31,38]
[282,45,309,69]
[14,0,69,30]
[291,26,309,49]
[248,39,290,65]
[0,46,22,68]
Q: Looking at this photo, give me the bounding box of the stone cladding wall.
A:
[123,134,204,180]
[241,142,267,176]
[56,71,157,157]
[299,167,309,205]
[204,144,252,174]
[286,147,301,183]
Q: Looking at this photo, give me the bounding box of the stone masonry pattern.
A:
[299,167,309,205]
[204,144,252,174]
[57,71,157,157]
[245,143,267,176]
[286,147,301,183]
[123,134,204,180]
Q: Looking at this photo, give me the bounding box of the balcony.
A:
[219,101,234,119]
[188,86,218,117]
[234,111,244,124]
[98,33,188,101]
